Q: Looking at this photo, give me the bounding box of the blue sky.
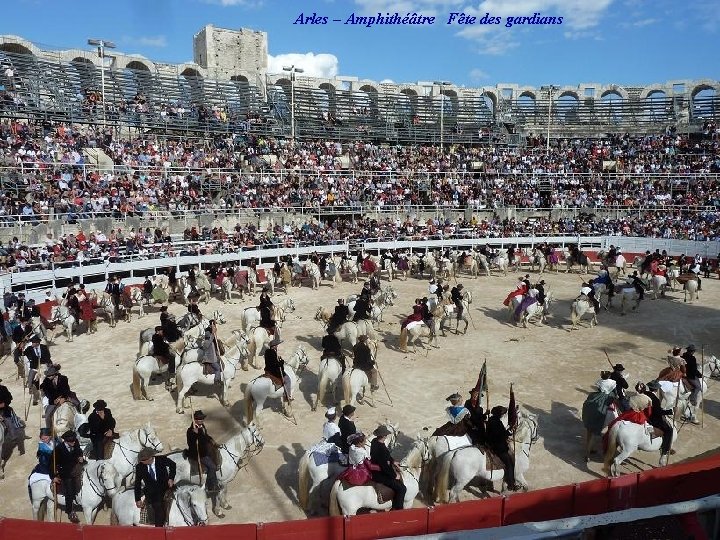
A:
[1,0,718,88]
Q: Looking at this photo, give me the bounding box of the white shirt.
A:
[322,421,340,442]
[348,444,370,466]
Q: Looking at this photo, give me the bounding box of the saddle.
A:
[182,445,223,475]
[340,479,395,505]
[154,355,170,366]
[202,364,223,379]
[262,372,284,389]
[478,446,505,472]
[432,421,468,438]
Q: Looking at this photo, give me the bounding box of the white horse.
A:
[452,254,479,279]
[658,375,708,425]
[50,401,90,447]
[563,248,590,274]
[244,364,301,425]
[614,284,642,315]
[50,306,76,342]
[298,423,399,515]
[342,368,373,408]
[132,334,225,400]
[651,274,668,300]
[666,266,680,290]
[399,317,441,354]
[104,425,164,483]
[439,293,473,335]
[29,459,121,523]
[602,420,678,477]
[528,249,546,274]
[684,277,699,303]
[181,275,211,304]
[518,294,552,328]
[240,298,296,332]
[175,339,248,414]
[329,436,431,516]
[246,326,278,366]
[111,484,209,526]
[570,297,597,329]
[434,409,539,503]
[88,291,117,328]
[167,423,264,518]
[334,319,379,349]
[491,252,509,276]
[313,356,344,411]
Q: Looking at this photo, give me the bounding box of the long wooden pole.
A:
[189,396,204,486]
[52,425,58,522]
[603,349,614,369]
[701,344,705,428]
[667,378,683,466]
[485,358,490,413]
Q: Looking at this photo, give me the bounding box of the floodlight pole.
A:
[88,38,116,125]
[283,65,304,143]
[434,81,452,148]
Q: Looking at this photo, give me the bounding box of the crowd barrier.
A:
[2,452,720,539]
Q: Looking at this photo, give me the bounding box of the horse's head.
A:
[185,486,209,525]
[383,421,400,449]
[515,409,539,444]
[243,421,265,455]
[99,462,121,496]
[140,424,163,453]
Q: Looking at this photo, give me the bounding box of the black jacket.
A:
[25,344,51,369]
[352,342,374,371]
[682,352,701,379]
[370,438,396,479]
[0,384,12,408]
[264,348,285,380]
[134,455,176,502]
[643,391,673,425]
[186,424,214,460]
[609,371,629,399]
[87,409,117,439]
[40,374,72,403]
[338,415,356,454]
[160,316,182,343]
[486,416,512,454]
[152,333,172,358]
[321,334,342,354]
[52,441,84,478]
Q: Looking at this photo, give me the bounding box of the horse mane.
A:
[401,439,425,469]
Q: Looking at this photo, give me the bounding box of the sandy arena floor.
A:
[1,267,719,524]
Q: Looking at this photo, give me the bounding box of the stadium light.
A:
[283,65,305,142]
[87,38,116,125]
[540,85,559,156]
[434,81,452,148]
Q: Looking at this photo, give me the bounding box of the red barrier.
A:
[82,524,166,540]
[572,478,609,516]
[257,517,341,540]
[502,485,575,526]
[636,454,720,507]
[343,508,428,540]
[608,473,638,511]
[38,300,58,321]
[257,269,267,283]
[169,523,258,540]
[1,518,80,540]
[427,498,503,533]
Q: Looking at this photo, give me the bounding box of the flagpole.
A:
[485,358,489,413]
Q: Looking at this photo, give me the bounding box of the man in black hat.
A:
[535,280,546,306]
[637,381,675,465]
[159,307,182,343]
[258,286,276,334]
[338,404,357,455]
[134,448,176,527]
[186,410,219,493]
[87,399,117,459]
[370,425,406,510]
[25,335,51,404]
[0,378,13,423]
[105,276,122,313]
[486,406,518,491]
[40,365,75,427]
[11,317,33,366]
[682,344,702,424]
[609,363,629,412]
[321,329,345,372]
[629,271,645,301]
[52,430,86,523]
[353,291,372,322]
[352,335,379,391]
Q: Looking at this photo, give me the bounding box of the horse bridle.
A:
[84,462,115,498]
[115,428,162,468]
[511,417,539,459]
[174,490,207,526]
[50,307,72,325]
[222,426,264,471]
[398,439,431,485]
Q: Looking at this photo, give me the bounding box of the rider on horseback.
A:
[201,322,222,385]
[264,340,293,403]
[682,344,702,424]
[628,271,645,301]
[464,388,487,445]
[352,335,379,392]
[0,380,23,441]
[40,365,81,428]
[353,291,372,322]
[152,326,177,390]
[486,406,519,491]
[450,284,465,323]
[327,299,349,335]
[321,330,345,372]
[636,381,674,466]
[609,363,630,412]
[52,430,86,523]
[432,393,470,437]
[580,283,600,314]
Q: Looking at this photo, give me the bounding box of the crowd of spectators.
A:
[1,208,719,273]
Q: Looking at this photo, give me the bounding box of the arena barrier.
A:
[2,452,720,539]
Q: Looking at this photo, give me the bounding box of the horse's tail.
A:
[110,507,118,526]
[239,312,246,332]
[175,367,183,395]
[399,327,408,352]
[131,364,142,400]
[297,452,311,510]
[248,335,257,361]
[342,371,352,405]
[244,383,255,424]
[570,302,578,326]
[602,423,618,474]
[435,449,455,504]
[316,370,328,411]
[328,480,342,516]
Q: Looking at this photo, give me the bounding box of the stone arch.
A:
[356,85,378,116]
[643,89,671,122]
[600,87,629,101]
[481,90,498,116]
[181,67,202,79]
[319,83,336,115]
[398,88,417,119]
[600,90,624,124]
[231,75,249,83]
[691,86,717,120]
[638,84,668,100]
[556,93,580,123]
[0,42,34,56]
[275,77,291,88]
[691,83,719,99]
[125,60,151,72]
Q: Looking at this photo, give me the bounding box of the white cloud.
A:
[632,17,657,27]
[137,35,167,48]
[267,52,340,79]
[380,78,395,83]
[469,68,490,82]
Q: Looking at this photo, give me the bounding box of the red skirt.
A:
[338,461,372,486]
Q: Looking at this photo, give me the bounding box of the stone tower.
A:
[193,24,267,80]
